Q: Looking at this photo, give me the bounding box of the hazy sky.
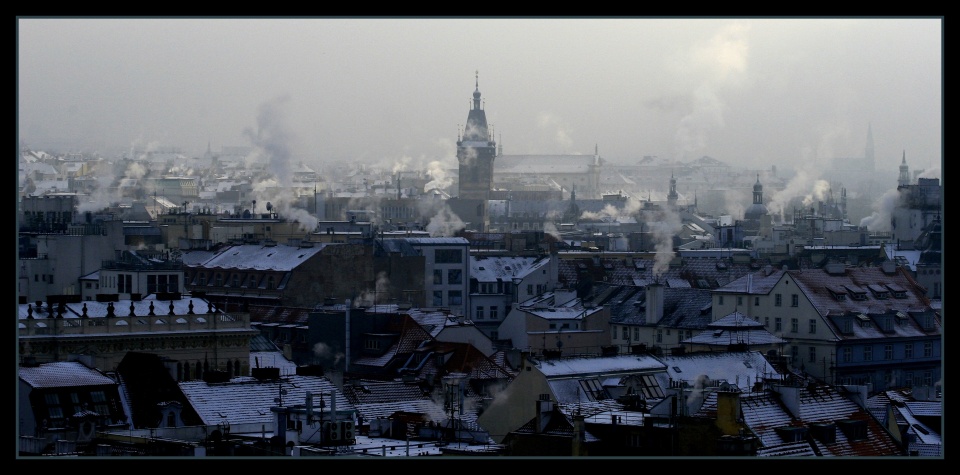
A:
[18,17,942,175]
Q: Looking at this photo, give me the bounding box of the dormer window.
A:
[868,284,889,300]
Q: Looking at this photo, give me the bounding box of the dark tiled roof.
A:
[19,361,116,389]
[599,283,713,330]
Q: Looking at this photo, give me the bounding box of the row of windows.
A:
[187,271,279,290]
[762,317,816,334]
[432,290,462,306]
[839,371,935,388]
[433,269,463,285]
[840,342,934,362]
[474,306,499,320]
[720,293,800,307]
[609,326,693,343]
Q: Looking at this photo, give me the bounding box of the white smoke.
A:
[424,204,466,237]
[536,111,574,153]
[312,342,344,367]
[673,22,750,159]
[355,271,392,307]
[646,206,683,280]
[424,159,454,191]
[241,94,317,232]
[859,188,902,232]
[579,203,621,221]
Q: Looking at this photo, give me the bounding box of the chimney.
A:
[646,283,664,324]
[535,395,553,433]
[715,390,742,436]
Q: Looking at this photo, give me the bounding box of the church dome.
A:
[744,202,768,221]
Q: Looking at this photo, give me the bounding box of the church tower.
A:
[898,151,911,187]
[667,171,678,208]
[457,71,497,200]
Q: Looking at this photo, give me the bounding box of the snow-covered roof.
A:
[535,354,666,378]
[179,374,354,426]
[19,361,116,389]
[183,242,328,271]
[470,255,550,282]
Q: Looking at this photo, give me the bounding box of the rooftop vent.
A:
[251,367,281,381]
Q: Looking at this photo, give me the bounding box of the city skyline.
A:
[18,17,942,178]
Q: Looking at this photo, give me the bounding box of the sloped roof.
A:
[19,361,116,389]
[496,154,596,174]
[181,242,327,272]
[601,284,713,329]
[683,311,786,347]
[658,351,779,391]
[341,379,431,406]
[179,375,353,426]
[557,256,767,290]
[790,266,930,316]
[536,354,666,379]
[470,255,550,282]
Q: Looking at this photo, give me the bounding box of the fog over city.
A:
[18,17,942,179]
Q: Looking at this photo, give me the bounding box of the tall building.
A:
[456,72,497,201]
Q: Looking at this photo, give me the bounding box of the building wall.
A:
[475,355,553,444]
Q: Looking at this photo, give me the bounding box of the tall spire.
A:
[898,150,910,187]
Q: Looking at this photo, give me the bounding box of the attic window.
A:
[673,366,682,373]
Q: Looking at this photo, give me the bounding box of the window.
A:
[791,318,798,333]
[905,343,914,359]
[435,249,462,264]
[448,269,462,285]
[884,344,893,360]
[737,296,743,306]
[864,346,873,361]
[612,327,618,338]
[231,274,239,288]
[775,293,782,306]
[215,273,223,286]
[45,393,64,421]
[808,346,816,363]
[923,342,932,357]
[433,291,443,306]
[923,372,932,386]
[148,275,157,293]
[476,306,484,320]
[622,326,629,340]
[754,297,760,306]
[905,372,914,387]
[527,284,533,295]
[809,319,817,334]
[433,269,443,285]
[775,318,782,332]
[633,327,639,341]
[718,296,724,305]
[489,306,498,320]
[791,294,799,307]
[791,345,799,361]
[448,290,462,305]
[90,390,109,416]
[656,329,662,343]
[842,347,852,362]
[764,317,770,327]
